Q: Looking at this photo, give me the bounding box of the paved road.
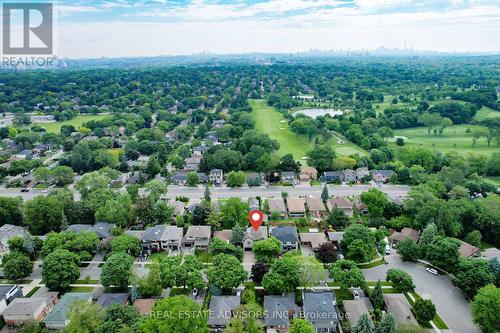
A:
[363,254,480,333]
[0,184,409,201]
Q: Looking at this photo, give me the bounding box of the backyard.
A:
[35,114,109,133]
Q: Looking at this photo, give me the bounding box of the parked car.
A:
[426,268,438,275]
[20,188,29,192]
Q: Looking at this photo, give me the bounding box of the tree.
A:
[316,242,338,263]
[24,196,64,235]
[341,224,376,262]
[306,145,335,172]
[471,128,488,146]
[252,237,281,263]
[51,166,75,186]
[454,259,495,299]
[386,269,414,293]
[427,236,461,271]
[370,280,384,310]
[221,197,249,229]
[471,284,500,333]
[414,298,436,323]
[210,238,243,261]
[19,322,48,333]
[145,156,161,177]
[251,262,269,283]
[227,171,246,187]
[2,251,33,282]
[0,197,23,225]
[101,253,134,288]
[326,207,349,228]
[141,296,208,333]
[42,249,80,291]
[296,255,326,287]
[187,171,200,187]
[110,234,141,257]
[203,185,211,202]
[465,230,482,247]
[321,185,329,201]
[376,313,397,333]
[330,259,366,290]
[396,323,424,333]
[396,137,405,146]
[347,239,375,263]
[262,271,286,294]
[396,239,420,262]
[137,263,163,298]
[230,224,245,245]
[418,112,442,135]
[438,117,453,135]
[418,223,438,258]
[64,300,105,333]
[290,319,314,333]
[361,189,388,218]
[208,254,247,290]
[98,304,140,333]
[352,313,373,333]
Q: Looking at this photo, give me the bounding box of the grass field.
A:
[390,124,497,156]
[249,100,366,158]
[37,114,109,133]
[372,95,416,115]
[473,106,500,122]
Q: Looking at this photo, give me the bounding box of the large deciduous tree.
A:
[208,254,247,291]
[42,249,80,291]
[471,284,500,333]
[101,252,134,288]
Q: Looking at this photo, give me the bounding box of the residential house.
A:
[355,167,370,181]
[0,285,22,314]
[126,172,141,184]
[65,224,92,234]
[43,293,92,330]
[134,299,156,315]
[303,291,339,333]
[300,166,318,182]
[342,169,357,183]
[281,171,297,185]
[287,198,306,218]
[205,132,219,144]
[264,294,301,331]
[193,145,209,157]
[90,222,115,240]
[299,232,328,250]
[212,119,226,129]
[353,196,368,214]
[343,298,374,328]
[169,201,186,216]
[30,115,54,123]
[184,157,202,171]
[0,116,14,128]
[32,144,51,157]
[268,198,287,218]
[110,174,127,188]
[327,232,344,250]
[383,294,418,325]
[141,225,184,252]
[197,172,209,183]
[390,228,421,247]
[97,293,129,308]
[3,298,50,326]
[459,240,480,259]
[242,226,268,250]
[214,230,233,243]
[0,224,27,257]
[306,197,327,219]
[370,170,395,183]
[15,149,33,160]
[327,197,353,217]
[183,226,212,251]
[247,197,259,211]
[172,171,188,186]
[320,171,343,183]
[207,296,240,331]
[209,169,224,185]
[30,287,58,309]
[270,226,299,252]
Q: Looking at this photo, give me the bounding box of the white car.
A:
[352,290,360,299]
[426,268,438,275]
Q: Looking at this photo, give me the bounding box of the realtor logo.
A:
[2,2,53,55]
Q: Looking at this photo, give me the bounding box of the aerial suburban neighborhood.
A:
[0,1,499,333]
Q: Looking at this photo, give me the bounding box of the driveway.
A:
[301,245,315,257]
[362,254,480,333]
[243,251,256,273]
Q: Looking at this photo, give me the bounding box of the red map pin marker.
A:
[248,210,264,231]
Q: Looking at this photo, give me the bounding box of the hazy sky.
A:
[25,0,500,57]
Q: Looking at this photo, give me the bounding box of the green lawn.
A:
[390,124,497,156]
[36,114,109,133]
[69,286,95,292]
[249,99,366,158]
[169,288,191,297]
[473,106,500,122]
[249,100,313,159]
[485,176,500,186]
[372,95,416,115]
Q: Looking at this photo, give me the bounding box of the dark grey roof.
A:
[323,171,342,177]
[208,296,240,327]
[172,172,188,181]
[142,225,167,242]
[303,291,339,326]
[270,226,298,243]
[97,293,129,307]
[90,222,114,239]
[371,170,395,177]
[264,294,299,327]
[66,224,92,234]
[197,173,209,182]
